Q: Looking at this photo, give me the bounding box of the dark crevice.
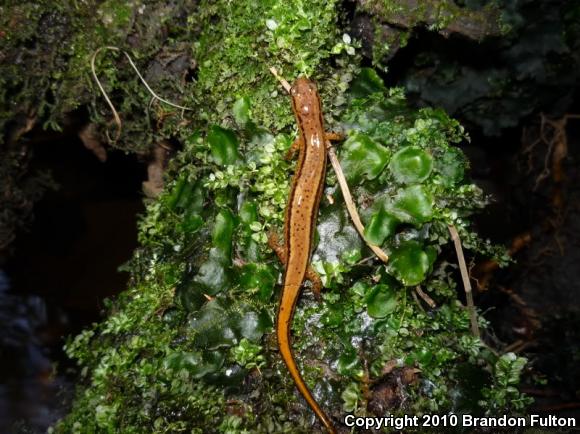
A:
[1,122,147,432]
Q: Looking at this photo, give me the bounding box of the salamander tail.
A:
[277,314,337,434]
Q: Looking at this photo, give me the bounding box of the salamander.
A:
[269,77,342,434]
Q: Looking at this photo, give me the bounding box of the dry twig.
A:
[415,285,436,308]
[448,225,480,338]
[328,147,389,263]
[91,46,193,142]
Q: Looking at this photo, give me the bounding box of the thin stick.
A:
[411,290,425,312]
[268,68,389,264]
[415,285,436,308]
[269,67,291,93]
[328,147,389,263]
[122,50,193,112]
[448,225,480,338]
[91,47,123,142]
[90,46,194,142]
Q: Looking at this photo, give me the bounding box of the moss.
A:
[0,0,200,248]
[1,0,206,151]
[0,1,525,432]
[182,0,358,133]
[361,0,501,34]
[359,0,504,64]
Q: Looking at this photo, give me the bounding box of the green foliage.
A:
[0,0,200,248]
[190,0,357,132]
[52,2,529,433]
[365,283,399,318]
[208,126,241,166]
[481,353,533,413]
[1,0,199,151]
[364,208,398,246]
[339,133,391,184]
[389,146,433,184]
[389,241,436,286]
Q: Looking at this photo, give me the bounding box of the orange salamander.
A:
[269,77,342,434]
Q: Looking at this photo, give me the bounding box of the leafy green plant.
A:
[48,1,530,433]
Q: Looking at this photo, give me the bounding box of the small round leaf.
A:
[389,241,432,286]
[365,284,398,318]
[389,146,433,184]
[392,185,434,223]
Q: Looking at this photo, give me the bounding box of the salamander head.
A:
[290,77,320,118]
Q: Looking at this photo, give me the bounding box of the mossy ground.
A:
[3,1,531,433]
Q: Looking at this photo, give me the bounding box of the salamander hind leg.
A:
[268,232,287,264]
[305,267,323,300]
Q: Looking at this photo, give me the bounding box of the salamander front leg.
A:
[325,132,345,143]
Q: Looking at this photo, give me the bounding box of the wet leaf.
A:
[392,185,434,223]
[389,240,433,286]
[239,263,276,301]
[193,249,231,295]
[190,300,237,349]
[339,132,390,184]
[228,305,272,343]
[204,363,246,390]
[198,350,226,377]
[177,276,208,312]
[237,310,265,341]
[163,350,225,379]
[365,283,398,318]
[207,125,240,166]
[389,146,433,184]
[364,208,399,246]
[212,209,235,258]
[168,178,204,212]
[416,347,434,365]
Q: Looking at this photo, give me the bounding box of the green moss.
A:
[363,0,500,32]
[360,0,503,64]
[0,1,203,247]
[186,0,357,132]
